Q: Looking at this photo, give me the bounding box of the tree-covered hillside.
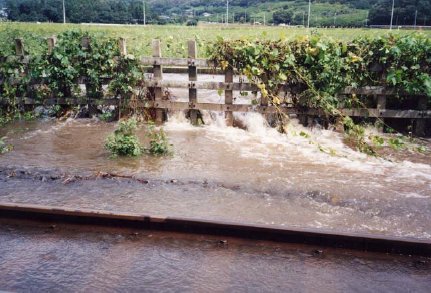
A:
[2,0,430,27]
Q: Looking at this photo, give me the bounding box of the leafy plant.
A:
[98,111,113,122]
[207,34,431,155]
[388,136,406,150]
[370,135,385,148]
[0,137,13,154]
[105,118,143,157]
[145,122,172,156]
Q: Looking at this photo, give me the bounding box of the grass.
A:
[0,22,430,58]
[207,2,368,27]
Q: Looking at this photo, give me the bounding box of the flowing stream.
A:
[1,109,430,240]
[1,74,431,239]
[1,219,430,292]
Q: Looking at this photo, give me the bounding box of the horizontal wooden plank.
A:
[340,109,431,118]
[342,86,425,96]
[144,67,226,75]
[380,109,431,119]
[143,80,257,91]
[141,57,215,67]
[10,97,119,106]
[2,97,429,118]
[142,101,431,118]
[343,86,388,95]
[142,101,285,113]
[2,55,31,64]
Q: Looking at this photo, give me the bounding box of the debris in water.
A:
[312,249,323,256]
[218,240,228,247]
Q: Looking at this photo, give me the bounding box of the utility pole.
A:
[226,0,229,25]
[143,0,146,25]
[307,0,311,28]
[365,11,369,27]
[62,0,66,24]
[390,0,395,30]
[414,10,418,29]
[334,12,337,27]
[302,11,305,27]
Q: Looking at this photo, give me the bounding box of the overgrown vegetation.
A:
[0,29,145,125]
[105,118,172,157]
[0,137,12,154]
[146,122,172,155]
[0,29,429,156]
[105,118,143,157]
[208,34,431,154]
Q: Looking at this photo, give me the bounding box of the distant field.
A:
[1,22,430,57]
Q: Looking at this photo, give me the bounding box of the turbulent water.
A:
[0,111,430,240]
[0,73,430,239]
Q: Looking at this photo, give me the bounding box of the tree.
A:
[273,9,293,25]
[369,0,431,26]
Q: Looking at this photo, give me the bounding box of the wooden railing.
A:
[1,37,430,135]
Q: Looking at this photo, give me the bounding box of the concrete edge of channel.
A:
[0,202,430,257]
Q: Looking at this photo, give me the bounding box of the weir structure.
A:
[2,37,430,136]
[1,37,431,256]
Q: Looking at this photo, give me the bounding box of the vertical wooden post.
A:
[118,38,127,120]
[225,67,234,127]
[47,36,57,54]
[415,96,427,136]
[188,40,199,125]
[81,36,96,115]
[81,36,90,50]
[119,38,127,56]
[152,39,164,124]
[307,116,314,127]
[14,39,27,102]
[377,94,386,132]
[15,39,25,56]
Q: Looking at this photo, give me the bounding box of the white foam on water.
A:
[164,111,431,186]
[20,118,76,140]
[404,193,430,199]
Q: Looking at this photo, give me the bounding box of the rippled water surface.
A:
[0,110,430,239]
[0,219,430,292]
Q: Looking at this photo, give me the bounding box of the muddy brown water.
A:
[0,219,430,292]
[1,115,430,240]
[1,73,430,292]
[1,73,431,239]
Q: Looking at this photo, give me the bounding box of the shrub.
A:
[146,123,172,155]
[105,118,143,157]
[0,137,13,154]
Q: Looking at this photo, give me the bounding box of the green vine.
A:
[207,34,431,155]
[0,30,145,124]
